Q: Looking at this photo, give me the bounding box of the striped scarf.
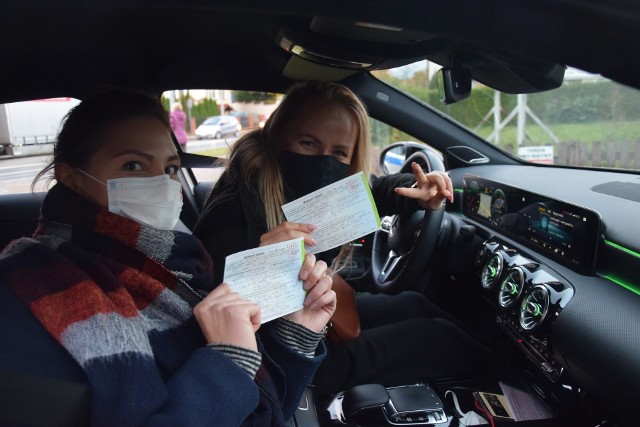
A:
[0,183,213,426]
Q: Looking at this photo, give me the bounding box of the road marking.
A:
[0,162,45,171]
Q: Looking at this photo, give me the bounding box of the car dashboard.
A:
[443,165,640,424]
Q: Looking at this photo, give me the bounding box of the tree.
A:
[232,91,277,103]
[191,99,220,126]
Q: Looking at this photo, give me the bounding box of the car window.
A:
[162,89,277,183]
[0,97,80,194]
[373,61,640,170]
[171,88,440,182]
[204,117,220,125]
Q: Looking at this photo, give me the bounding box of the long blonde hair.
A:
[225,81,371,271]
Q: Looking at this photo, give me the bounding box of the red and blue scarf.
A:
[0,183,213,426]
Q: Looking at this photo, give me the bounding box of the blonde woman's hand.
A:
[285,253,336,333]
[394,162,454,210]
[259,221,318,247]
[193,283,261,351]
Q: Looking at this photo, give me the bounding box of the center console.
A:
[294,175,612,426]
[326,383,448,426]
[475,237,573,382]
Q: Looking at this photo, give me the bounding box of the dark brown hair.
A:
[33,89,170,188]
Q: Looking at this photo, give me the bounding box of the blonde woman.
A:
[194,81,501,393]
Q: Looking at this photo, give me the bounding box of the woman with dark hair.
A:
[0,89,336,426]
[194,81,503,394]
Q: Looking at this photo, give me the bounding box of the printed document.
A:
[224,237,306,323]
[282,172,381,254]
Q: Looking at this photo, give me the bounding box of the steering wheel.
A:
[370,150,447,293]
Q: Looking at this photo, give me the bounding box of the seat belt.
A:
[0,369,90,427]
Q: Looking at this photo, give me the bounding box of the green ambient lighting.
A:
[602,240,640,295]
[533,304,542,317]
[602,274,640,296]
[604,239,640,259]
[455,188,464,213]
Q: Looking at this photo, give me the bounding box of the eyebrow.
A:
[112,149,181,163]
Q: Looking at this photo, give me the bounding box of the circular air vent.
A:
[519,284,550,332]
[481,252,504,289]
[498,267,524,309]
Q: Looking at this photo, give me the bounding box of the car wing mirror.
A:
[379,141,446,176]
[380,145,406,175]
[437,66,472,104]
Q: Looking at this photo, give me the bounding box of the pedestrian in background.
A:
[170,102,188,146]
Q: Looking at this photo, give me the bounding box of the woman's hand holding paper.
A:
[285,254,336,333]
[193,283,261,351]
[259,221,318,247]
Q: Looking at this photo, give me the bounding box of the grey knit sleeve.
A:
[273,317,324,358]
[207,343,262,378]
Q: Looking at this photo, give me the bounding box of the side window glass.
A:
[0,97,80,194]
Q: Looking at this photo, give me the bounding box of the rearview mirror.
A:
[437,66,472,104]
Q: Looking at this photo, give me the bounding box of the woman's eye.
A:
[165,165,180,175]
[333,151,347,159]
[123,161,143,171]
[299,140,315,149]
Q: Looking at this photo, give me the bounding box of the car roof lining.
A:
[2,0,640,104]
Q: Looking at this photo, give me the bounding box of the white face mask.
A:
[78,170,183,230]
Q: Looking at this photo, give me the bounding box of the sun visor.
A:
[280,55,358,81]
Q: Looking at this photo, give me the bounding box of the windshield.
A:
[203,117,221,125]
[373,61,640,171]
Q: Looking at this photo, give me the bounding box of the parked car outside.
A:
[194,114,241,139]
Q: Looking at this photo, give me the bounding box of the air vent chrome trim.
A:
[519,284,550,331]
[481,252,504,289]
[499,267,525,309]
[447,146,490,164]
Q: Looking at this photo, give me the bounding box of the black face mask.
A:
[278,151,351,200]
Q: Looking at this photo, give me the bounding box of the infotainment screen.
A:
[463,174,602,275]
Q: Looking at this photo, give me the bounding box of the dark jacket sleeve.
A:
[370,173,422,217]
[259,323,327,420]
[146,348,260,426]
[193,194,253,289]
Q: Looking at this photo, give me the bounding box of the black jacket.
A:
[193,171,421,288]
